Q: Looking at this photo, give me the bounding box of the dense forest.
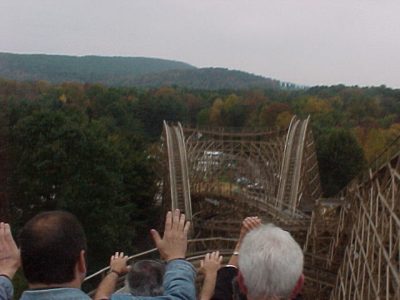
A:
[0,53,283,89]
[1,78,400,275]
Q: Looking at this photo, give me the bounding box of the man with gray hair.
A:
[125,260,165,296]
[237,224,304,300]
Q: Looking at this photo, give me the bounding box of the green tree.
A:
[222,94,246,127]
[258,103,291,127]
[9,110,156,270]
[132,93,187,139]
[316,128,366,196]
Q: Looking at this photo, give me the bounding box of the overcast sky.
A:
[1,0,399,87]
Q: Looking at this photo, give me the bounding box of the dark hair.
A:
[19,210,87,284]
[126,260,165,296]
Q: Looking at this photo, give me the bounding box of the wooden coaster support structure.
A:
[303,150,400,299]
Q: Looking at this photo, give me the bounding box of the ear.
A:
[77,250,87,275]
[237,271,248,295]
[290,273,304,299]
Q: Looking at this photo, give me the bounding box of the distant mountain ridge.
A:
[131,67,281,89]
[0,52,195,84]
[0,52,288,90]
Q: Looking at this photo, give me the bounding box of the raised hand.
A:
[151,209,190,261]
[200,251,223,276]
[239,216,262,242]
[109,252,130,276]
[228,216,262,267]
[199,251,223,300]
[0,222,21,279]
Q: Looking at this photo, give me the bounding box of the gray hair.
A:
[125,260,165,296]
[238,224,303,299]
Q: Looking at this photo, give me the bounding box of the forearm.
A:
[94,272,119,300]
[199,272,217,300]
[227,242,241,266]
[163,259,196,300]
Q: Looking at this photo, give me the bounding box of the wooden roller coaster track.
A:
[162,121,193,222]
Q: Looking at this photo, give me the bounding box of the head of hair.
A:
[238,224,303,299]
[126,260,165,296]
[19,210,87,284]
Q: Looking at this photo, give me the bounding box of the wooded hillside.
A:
[0,53,283,89]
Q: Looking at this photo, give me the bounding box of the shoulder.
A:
[0,275,13,300]
[165,259,196,272]
[110,294,135,300]
[218,265,239,277]
[19,288,91,300]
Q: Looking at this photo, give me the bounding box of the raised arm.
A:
[110,210,196,300]
[94,252,130,300]
[0,222,21,300]
[150,209,195,300]
[199,251,223,300]
[150,209,190,261]
[211,217,262,300]
[228,216,261,267]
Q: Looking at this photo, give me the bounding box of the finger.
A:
[215,251,220,259]
[126,265,132,272]
[248,217,259,225]
[120,252,124,257]
[183,221,190,236]
[172,209,180,231]
[150,229,162,247]
[200,260,204,268]
[0,222,5,241]
[4,224,16,249]
[178,213,185,231]
[246,220,255,227]
[249,218,261,229]
[244,218,252,225]
[164,211,172,233]
[0,223,5,250]
[219,255,223,263]
[243,220,252,230]
[243,217,254,224]
[210,251,216,259]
